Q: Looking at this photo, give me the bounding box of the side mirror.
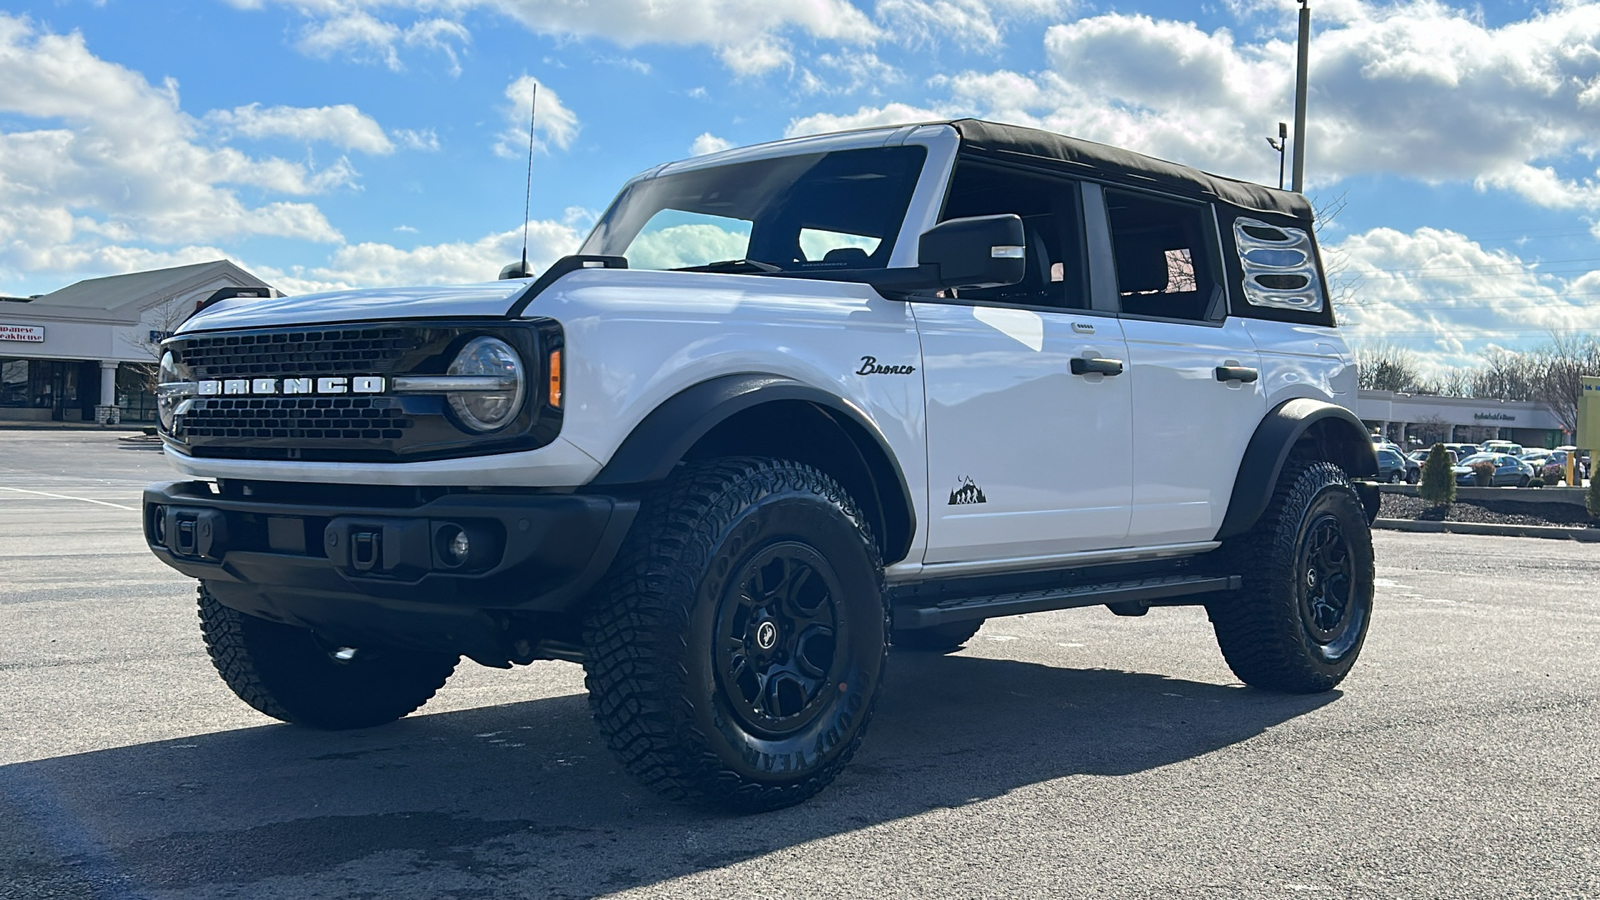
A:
[918,214,1026,290]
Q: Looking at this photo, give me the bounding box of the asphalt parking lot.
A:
[2,429,1597,900]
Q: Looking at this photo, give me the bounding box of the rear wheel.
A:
[894,619,983,653]
[1207,457,1374,693]
[198,585,458,729]
[583,457,888,812]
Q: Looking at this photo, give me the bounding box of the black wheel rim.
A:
[715,542,843,738]
[1299,515,1357,651]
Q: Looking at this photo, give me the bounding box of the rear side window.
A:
[1105,189,1219,322]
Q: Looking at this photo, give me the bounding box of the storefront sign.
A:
[0,323,45,343]
[1579,377,1600,451]
[1473,412,1515,422]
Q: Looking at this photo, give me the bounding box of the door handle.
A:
[1071,357,1124,377]
[1214,365,1259,384]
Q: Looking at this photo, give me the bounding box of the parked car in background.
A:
[1377,447,1421,483]
[1553,447,1591,482]
[1453,453,1534,487]
[1536,449,1588,484]
[1410,447,1457,466]
[1444,442,1480,459]
[1482,440,1524,457]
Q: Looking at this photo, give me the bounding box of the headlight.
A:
[445,337,525,432]
[156,351,189,433]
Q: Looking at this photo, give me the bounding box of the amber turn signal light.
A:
[548,349,562,408]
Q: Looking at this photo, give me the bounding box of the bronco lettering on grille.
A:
[193,376,386,396]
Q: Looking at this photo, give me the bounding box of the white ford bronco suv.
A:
[145,119,1378,811]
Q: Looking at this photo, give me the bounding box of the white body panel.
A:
[1121,317,1266,545]
[914,302,1132,562]
[1242,319,1355,411]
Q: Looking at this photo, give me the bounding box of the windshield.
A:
[579,146,927,273]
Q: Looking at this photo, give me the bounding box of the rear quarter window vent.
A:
[1233,217,1325,313]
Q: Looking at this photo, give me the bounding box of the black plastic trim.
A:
[503,255,627,318]
[143,480,637,613]
[1216,398,1379,541]
[590,373,917,562]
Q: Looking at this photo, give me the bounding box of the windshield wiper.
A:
[672,259,783,274]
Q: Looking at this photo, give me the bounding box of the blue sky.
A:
[3,0,1599,374]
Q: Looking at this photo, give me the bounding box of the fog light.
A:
[438,525,470,567]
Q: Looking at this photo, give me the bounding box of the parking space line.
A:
[0,487,136,511]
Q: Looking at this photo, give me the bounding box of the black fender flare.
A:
[1216,398,1379,541]
[589,373,916,561]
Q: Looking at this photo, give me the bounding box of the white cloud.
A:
[393,128,440,151]
[875,0,1075,49]
[786,3,1600,209]
[256,219,585,294]
[0,11,343,288]
[1331,227,1600,371]
[206,103,396,154]
[690,133,733,155]
[495,76,580,158]
[294,10,469,75]
[786,101,953,137]
[238,0,883,75]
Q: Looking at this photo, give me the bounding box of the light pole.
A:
[1291,0,1310,192]
[1266,122,1288,190]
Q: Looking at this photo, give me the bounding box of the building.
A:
[0,261,272,423]
[1356,389,1567,449]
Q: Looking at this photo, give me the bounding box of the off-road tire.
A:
[198,585,458,729]
[582,457,888,812]
[894,619,983,652]
[1206,456,1374,693]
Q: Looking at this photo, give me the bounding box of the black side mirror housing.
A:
[918,214,1026,289]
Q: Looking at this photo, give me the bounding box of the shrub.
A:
[1588,467,1600,518]
[1529,477,1544,488]
[1418,442,1456,506]
[1469,460,1496,486]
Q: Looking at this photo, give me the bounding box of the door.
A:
[1094,185,1267,546]
[914,159,1133,565]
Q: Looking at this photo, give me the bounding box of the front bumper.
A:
[143,480,637,662]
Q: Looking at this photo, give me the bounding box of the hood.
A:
[176,280,532,334]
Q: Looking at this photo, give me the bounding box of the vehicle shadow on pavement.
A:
[0,652,1336,899]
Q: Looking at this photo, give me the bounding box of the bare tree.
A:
[1529,333,1600,435]
[1353,340,1422,392]
[119,294,198,399]
[1311,191,1363,314]
[1470,348,1542,403]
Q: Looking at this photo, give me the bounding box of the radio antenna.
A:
[520,81,538,277]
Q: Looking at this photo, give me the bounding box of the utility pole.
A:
[1291,0,1310,192]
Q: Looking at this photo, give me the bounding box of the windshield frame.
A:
[578,125,960,277]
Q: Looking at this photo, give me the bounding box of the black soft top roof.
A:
[951,119,1312,222]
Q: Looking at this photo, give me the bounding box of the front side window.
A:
[580,146,926,273]
[1105,188,1220,322]
[936,158,1088,309]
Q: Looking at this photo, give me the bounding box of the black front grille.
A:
[184,396,413,441]
[164,319,563,463]
[175,326,421,379]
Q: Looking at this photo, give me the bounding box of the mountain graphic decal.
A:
[948,476,987,505]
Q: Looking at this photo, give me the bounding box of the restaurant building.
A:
[1356,389,1567,449]
[0,261,273,423]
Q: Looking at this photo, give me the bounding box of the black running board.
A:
[893,574,1241,630]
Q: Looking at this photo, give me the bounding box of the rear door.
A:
[1088,184,1267,546]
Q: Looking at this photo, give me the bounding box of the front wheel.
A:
[583,458,888,812]
[198,586,458,729]
[1206,458,1374,693]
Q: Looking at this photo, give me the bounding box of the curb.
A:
[1374,517,1600,542]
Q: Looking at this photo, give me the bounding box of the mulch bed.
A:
[1379,492,1599,528]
